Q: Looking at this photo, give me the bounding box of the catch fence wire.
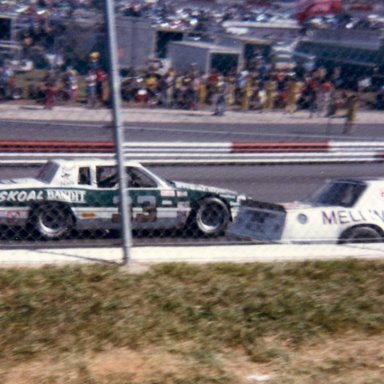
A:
[0,1,384,266]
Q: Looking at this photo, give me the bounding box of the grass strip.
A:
[0,259,383,383]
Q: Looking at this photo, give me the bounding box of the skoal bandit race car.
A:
[0,159,244,239]
[229,178,384,244]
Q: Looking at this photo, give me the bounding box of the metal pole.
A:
[104,0,132,264]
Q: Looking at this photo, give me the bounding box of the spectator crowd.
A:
[104,62,377,122]
[0,56,381,133]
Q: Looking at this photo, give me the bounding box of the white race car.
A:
[228,178,384,244]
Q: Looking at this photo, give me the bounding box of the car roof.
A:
[50,159,143,167]
[331,178,384,185]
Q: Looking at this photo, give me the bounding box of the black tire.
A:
[32,203,74,240]
[339,226,382,244]
[192,197,230,236]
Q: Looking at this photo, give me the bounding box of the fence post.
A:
[104,0,132,265]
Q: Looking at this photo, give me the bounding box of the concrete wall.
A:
[222,21,301,41]
[310,28,383,50]
[116,16,156,68]
[168,41,241,74]
[168,41,210,73]
[218,35,273,67]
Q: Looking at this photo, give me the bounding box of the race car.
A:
[0,159,245,239]
[228,178,384,244]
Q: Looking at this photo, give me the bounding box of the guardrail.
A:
[1,140,384,165]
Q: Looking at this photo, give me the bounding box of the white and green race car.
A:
[0,159,244,239]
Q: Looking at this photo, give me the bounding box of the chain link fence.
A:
[0,1,384,265]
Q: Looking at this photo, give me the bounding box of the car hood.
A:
[172,180,238,196]
[281,201,315,210]
[0,178,47,188]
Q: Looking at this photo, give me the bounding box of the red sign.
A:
[296,0,343,24]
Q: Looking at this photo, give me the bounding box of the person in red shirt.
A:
[96,68,107,103]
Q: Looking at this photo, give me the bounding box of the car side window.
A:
[78,167,91,185]
[97,166,118,188]
[126,167,157,188]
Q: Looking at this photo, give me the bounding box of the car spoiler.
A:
[241,198,286,212]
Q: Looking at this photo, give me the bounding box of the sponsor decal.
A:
[61,165,76,185]
[161,190,175,197]
[175,181,223,194]
[221,194,236,200]
[0,190,44,203]
[112,213,120,223]
[47,189,86,204]
[322,209,384,225]
[161,200,173,206]
[0,189,86,204]
[6,210,21,224]
[177,191,188,198]
[81,212,96,219]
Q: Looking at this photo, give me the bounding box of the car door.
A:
[126,166,178,230]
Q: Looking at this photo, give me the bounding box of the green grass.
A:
[1,260,384,383]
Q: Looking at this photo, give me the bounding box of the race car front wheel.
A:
[33,203,74,240]
[339,226,383,244]
[193,197,230,236]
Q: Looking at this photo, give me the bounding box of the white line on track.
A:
[1,119,368,141]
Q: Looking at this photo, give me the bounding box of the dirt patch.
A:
[2,334,384,384]
[283,332,384,384]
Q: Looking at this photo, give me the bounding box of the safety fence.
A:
[0,0,384,268]
[1,140,384,165]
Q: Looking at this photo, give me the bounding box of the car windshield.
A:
[126,167,158,188]
[36,161,59,184]
[302,180,366,208]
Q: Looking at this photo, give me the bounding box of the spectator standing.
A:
[199,74,207,106]
[207,70,219,105]
[226,74,235,108]
[44,77,57,110]
[263,76,277,112]
[158,72,171,107]
[145,72,159,105]
[173,75,183,108]
[213,76,228,116]
[182,74,192,109]
[85,69,97,108]
[190,74,201,110]
[63,67,78,103]
[322,79,335,117]
[242,74,252,111]
[307,75,320,118]
[343,92,359,134]
[285,76,301,114]
[2,63,14,99]
[317,79,333,117]
[96,68,107,104]
[236,71,247,107]
[68,69,78,103]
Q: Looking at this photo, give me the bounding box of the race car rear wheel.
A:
[339,226,383,244]
[193,197,230,236]
[33,203,74,240]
